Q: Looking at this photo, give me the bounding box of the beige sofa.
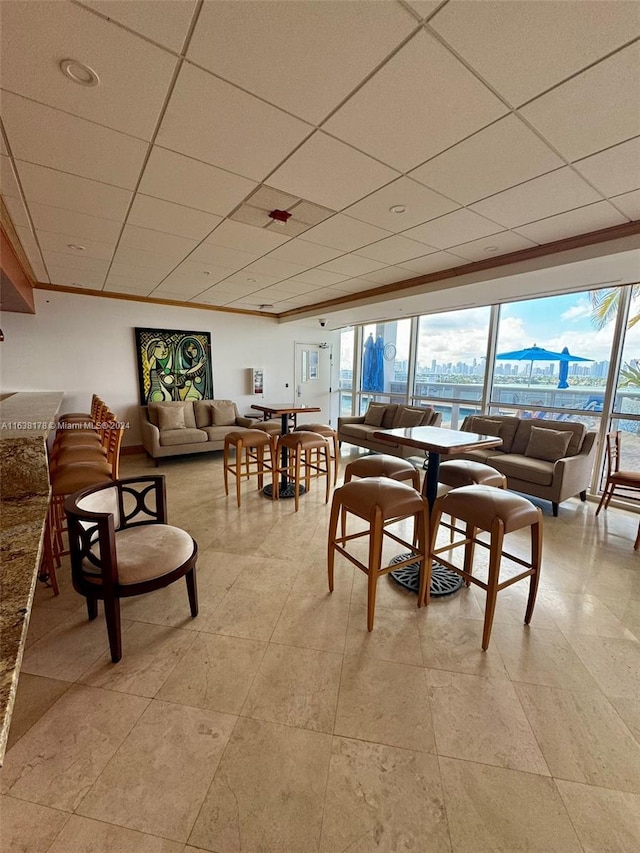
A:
[140,399,259,461]
[457,414,597,515]
[338,403,442,459]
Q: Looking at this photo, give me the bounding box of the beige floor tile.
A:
[32,563,85,612]
[469,583,557,629]
[336,656,434,753]
[271,591,350,653]
[319,736,450,853]
[21,607,131,682]
[118,581,217,631]
[541,590,636,638]
[78,699,236,842]
[439,757,581,853]
[0,796,69,852]
[79,621,197,697]
[418,615,510,679]
[157,633,267,714]
[24,602,84,648]
[188,717,332,853]
[292,557,354,599]
[345,603,424,666]
[48,814,184,852]
[242,643,342,733]
[231,552,300,594]
[0,685,148,811]
[493,623,601,691]
[609,695,640,742]
[556,779,640,853]
[192,546,246,589]
[427,669,549,774]
[370,572,426,612]
[515,683,640,792]
[5,673,70,751]
[566,634,640,700]
[197,586,288,640]
[599,595,640,637]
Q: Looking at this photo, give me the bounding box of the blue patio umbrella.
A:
[362,333,385,392]
[496,344,592,385]
[557,347,571,389]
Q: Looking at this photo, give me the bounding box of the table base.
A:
[262,483,307,499]
[389,555,464,597]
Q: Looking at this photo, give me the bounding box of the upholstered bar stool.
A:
[423,485,543,650]
[344,454,420,489]
[435,459,507,541]
[294,423,339,485]
[223,429,277,507]
[276,430,331,511]
[328,477,430,630]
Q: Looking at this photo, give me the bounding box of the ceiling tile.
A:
[447,231,538,262]
[243,257,310,280]
[188,243,258,270]
[187,0,417,124]
[83,0,198,52]
[205,219,290,253]
[326,277,380,294]
[398,250,466,275]
[356,235,436,265]
[103,274,157,295]
[513,201,628,244]
[47,265,107,289]
[28,202,122,243]
[470,167,602,228]
[266,240,343,267]
[573,137,640,198]
[37,230,116,261]
[127,195,222,241]
[4,194,31,229]
[301,215,392,252]
[267,131,399,211]
[520,43,640,162]
[1,93,148,189]
[157,261,232,289]
[291,201,335,226]
[14,225,48,282]
[286,269,350,287]
[404,2,444,20]
[409,115,564,205]
[15,160,132,221]
[360,266,424,285]
[41,251,110,274]
[318,254,388,277]
[139,147,257,215]
[151,281,210,300]
[230,205,275,228]
[324,30,507,171]
[111,245,177,273]
[0,135,8,156]
[214,270,279,291]
[0,0,178,140]
[1,154,21,197]
[403,208,502,249]
[109,261,167,282]
[249,185,299,211]
[156,63,312,181]
[429,0,640,106]
[119,225,198,262]
[343,176,458,233]
[611,189,640,220]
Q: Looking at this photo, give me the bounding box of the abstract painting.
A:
[135,327,213,405]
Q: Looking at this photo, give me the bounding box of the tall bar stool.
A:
[294,423,339,485]
[435,459,507,541]
[423,485,543,649]
[344,454,420,489]
[276,430,331,511]
[328,477,430,630]
[223,429,277,507]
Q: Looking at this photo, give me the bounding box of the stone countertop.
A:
[0,391,63,764]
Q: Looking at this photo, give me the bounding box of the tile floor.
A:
[2,448,640,852]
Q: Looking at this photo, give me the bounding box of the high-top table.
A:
[374,425,503,595]
[251,403,321,498]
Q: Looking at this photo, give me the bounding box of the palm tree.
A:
[590,285,640,388]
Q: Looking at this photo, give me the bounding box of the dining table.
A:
[374,425,503,596]
[251,403,321,499]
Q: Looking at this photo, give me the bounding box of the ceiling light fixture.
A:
[247,277,257,282]
[389,205,406,214]
[259,304,273,310]
[203,270,211,276]
[67,244,86,251]
[484,246,498,254]
[59,58,100,87]
[268,209,292,224]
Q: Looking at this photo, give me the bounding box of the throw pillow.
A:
[397,408,424,427]
[211,403,237,426]
[157,406,186,431]
[525,426,572,462]
[363,404,386,427]
[472,417,503,437]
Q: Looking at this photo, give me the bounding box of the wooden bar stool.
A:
[423,484,543,649]
[276,430,331,511]
[328,477,430,629]
[294,423,339,485]
[435,459,507,541]
[344,454,420,489]
[223,429,277,507]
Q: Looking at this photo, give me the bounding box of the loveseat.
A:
[457,414,597,515]
[140,399,263,461]
[338,403,442,459]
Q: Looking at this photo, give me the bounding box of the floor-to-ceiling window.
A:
[358,319,411,415]
[338,327,354,417]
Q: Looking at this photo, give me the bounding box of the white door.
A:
[294,342,334,425]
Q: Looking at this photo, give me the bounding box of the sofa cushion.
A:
[148,401,196,430]
[212,403,237,425]
[468,416,503,437]
[525,426,572,462]
[511,419,584,456]
[397,407,425,427]
[463,415,520,452]
[381,404,398,429]
[202,425,243,442]
[157,405,186,431]
[159,428,208,447]
[490,453,554,487]
[419,407,437,426]
[363,403,386,426]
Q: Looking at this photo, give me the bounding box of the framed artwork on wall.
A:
[134,327,213,405]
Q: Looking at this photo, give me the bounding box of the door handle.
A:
[297,384,302,397]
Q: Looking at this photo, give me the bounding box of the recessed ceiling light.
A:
[259,304,273,310]
[247,277,257,282]
[389,205,406,214]
[484,245,498,254]
[203,270,211,276]
[67,244,86,251]
[59,58,100,87]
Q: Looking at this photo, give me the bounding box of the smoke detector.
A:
[268,209,292,224]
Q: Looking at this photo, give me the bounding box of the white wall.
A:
[0,290,339,445]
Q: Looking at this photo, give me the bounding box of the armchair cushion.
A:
[84,524,195,584]
[525,426,572,462]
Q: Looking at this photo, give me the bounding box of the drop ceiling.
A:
[1,0,639,325]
